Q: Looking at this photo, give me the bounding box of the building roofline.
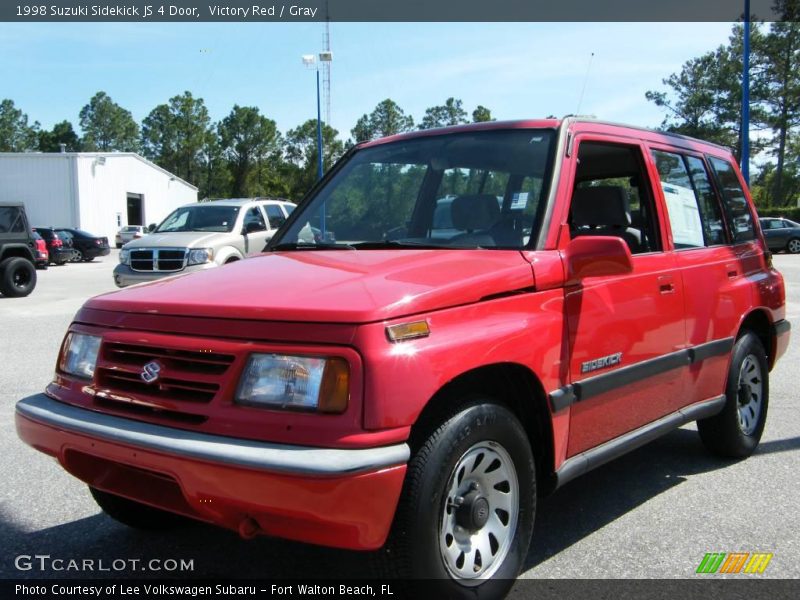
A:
[0,151,199,191]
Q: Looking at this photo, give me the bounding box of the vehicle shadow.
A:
[524,426,796,569]
[2,428,797,580]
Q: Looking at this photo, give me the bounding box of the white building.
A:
[0,152,198,241]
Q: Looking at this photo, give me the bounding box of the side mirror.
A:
[244,221,262,235]
[147,223,157,233]
[564,236,633,284]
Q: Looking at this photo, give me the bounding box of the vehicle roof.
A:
[193,197,295,208]
[0,201,25,208]
[359,117,732,156]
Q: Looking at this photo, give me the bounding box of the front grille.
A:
[93,341,236,419]
[130,248,187,272]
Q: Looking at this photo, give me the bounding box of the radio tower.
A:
[322,9,331,126]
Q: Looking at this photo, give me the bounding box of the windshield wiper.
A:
[269,242,355,251]
[349,240,451,250]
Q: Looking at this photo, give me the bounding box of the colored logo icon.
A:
[696,552,773,574]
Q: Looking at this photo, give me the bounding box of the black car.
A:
[54,228,111,262]
[32,227,74,265]
[759,217,800,254]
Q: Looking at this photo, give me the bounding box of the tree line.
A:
[646,0,799,208]
[0,92,493,201]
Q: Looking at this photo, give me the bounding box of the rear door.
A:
[648,148,757,406]
[562,136,688,456]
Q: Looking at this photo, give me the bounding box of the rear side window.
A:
[652,150,706,248]
[707,156,755,243]
[0,207,24,233]
[265,205,287,229]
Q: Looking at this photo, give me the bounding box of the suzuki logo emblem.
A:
[140,361,162,384]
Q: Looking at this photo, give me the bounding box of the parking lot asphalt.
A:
[0,252,797,582]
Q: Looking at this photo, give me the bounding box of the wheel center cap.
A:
[456,490,490,531]
[737,383,750,406]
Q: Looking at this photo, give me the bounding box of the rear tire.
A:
[787,238,800,254]
[0,257,37,297]
[697,331,768,458]
[380,400,535,598]
[90,487,190,530]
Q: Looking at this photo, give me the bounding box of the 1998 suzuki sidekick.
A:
[16,118,790,597]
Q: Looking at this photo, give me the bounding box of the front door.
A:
[241,206,271,256]
[562,137,688,456]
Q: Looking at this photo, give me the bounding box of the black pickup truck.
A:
[0,202,37,297]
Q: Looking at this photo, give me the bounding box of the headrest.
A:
[571,186,631,228]
[451,194,500,231]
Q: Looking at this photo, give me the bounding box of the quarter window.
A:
[707,156,756,243]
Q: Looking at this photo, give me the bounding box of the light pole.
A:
[302,52,332,182]
[302,52,333,237]
[742,0,751,184]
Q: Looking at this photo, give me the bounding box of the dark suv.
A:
[0,202,37,297]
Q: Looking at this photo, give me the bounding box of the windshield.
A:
[273,129,555,250]
[156,205,240,233]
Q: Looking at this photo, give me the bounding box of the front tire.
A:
[697,331,769,458]
[90,487,191,530]
[0,257,37,297]
[383,400,535,597]
[787,238,800,254]
[70,249,83,262]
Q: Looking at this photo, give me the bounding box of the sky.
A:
[0,21,737,140]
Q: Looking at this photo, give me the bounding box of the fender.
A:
[214,246,244,264]
[0,243,35,262]
[355,287,571,465]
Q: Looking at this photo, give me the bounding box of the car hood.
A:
[123,231,231,249]
[86,250,535,323]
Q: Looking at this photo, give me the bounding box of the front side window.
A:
[569,141,661,254]
[243,207,267,232]
[707,156,756,243]
[274,129,556,250]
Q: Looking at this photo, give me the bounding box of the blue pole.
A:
[316,69,325,236]
[742,0,750,184]
[316,69,324,181]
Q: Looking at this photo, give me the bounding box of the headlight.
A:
[235,354,349,413]
[119,248,130,265]
[59,333,101,380]
[187,248,213,265]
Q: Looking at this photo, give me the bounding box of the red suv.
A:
[16,118,790,596]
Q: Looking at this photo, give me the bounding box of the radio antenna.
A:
[575,52,595,115]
